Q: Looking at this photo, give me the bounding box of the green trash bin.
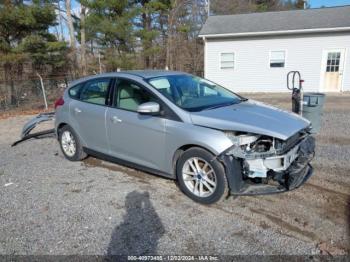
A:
[302,93,326,134]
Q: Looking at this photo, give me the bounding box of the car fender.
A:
[163,119,233,176]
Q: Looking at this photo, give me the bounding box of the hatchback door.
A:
[69,77,113,154]
[106,78,166,171]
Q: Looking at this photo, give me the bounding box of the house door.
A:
[322,49,345,92]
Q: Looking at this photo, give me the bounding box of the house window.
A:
[220,53,235,69]
[270,51,286,68]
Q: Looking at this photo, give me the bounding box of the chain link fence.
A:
[0,68,204,112]
[0,75,74,111]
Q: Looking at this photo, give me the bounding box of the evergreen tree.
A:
[0,0,68,105]
[81,0,138,70]
[131,0,171,68]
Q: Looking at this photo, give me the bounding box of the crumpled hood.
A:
[190,100,310,140]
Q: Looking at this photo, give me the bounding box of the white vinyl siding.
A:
[270,51,286,68]
[204,33,350,92]
[220,53,235,69]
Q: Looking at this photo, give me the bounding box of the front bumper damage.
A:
[11,112,55,147]
[219,135,315,195]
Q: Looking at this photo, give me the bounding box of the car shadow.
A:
[107,190,165,257]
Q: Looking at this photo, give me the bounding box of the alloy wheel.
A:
[61,130,76,157]
[182,157,217,197]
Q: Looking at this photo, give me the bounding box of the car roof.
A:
[119,70,186,79]
[68,70,188,87]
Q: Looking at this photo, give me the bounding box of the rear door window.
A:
[79,78,112,105]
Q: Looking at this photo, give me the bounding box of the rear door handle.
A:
[74,108,82,113]
[111,116,122,123]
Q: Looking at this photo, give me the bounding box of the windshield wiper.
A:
[203,101,237,111]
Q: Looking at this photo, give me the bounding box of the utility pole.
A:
[208,0,210,16]
[206,0,210,16]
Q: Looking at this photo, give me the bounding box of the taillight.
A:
[54,97,64,109]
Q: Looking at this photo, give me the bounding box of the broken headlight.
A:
[225,132,260,147]
[225,132,275,154]
[250,138,274,153]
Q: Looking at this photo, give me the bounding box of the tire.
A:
[176,147,228,204]
[58,125,87,161]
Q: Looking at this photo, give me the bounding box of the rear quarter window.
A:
[68,83,84,99]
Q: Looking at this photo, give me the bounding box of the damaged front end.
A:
[11,112,55,147]
[219,129,315,195]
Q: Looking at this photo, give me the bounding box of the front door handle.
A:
[74,108,82,113]
[111,116,122,123]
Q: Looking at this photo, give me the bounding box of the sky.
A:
[309,0,350,7]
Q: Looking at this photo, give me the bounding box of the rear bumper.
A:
[220,135,315,196]
[11,112,55,147]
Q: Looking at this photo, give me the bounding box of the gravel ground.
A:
[0,93,349,256]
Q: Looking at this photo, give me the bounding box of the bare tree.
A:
[80,4,87,76]
[166,0,184,70]
[57,1,65,41]
[65,0,76,49]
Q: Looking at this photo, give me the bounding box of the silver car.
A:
[54,70,315,204]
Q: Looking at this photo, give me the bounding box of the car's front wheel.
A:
[176,147,228,204]
[58,125,87,161]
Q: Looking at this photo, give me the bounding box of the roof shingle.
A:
[199,6,350,37]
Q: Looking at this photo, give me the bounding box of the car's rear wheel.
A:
[176,147,228,204]
[59,125,87,161]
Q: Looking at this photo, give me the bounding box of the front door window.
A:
[115,79,158,111]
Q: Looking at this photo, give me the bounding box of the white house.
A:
[199,6,350,92]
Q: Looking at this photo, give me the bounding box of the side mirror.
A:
[137,102,160,115]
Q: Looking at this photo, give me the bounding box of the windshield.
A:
[147,74,244,112]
